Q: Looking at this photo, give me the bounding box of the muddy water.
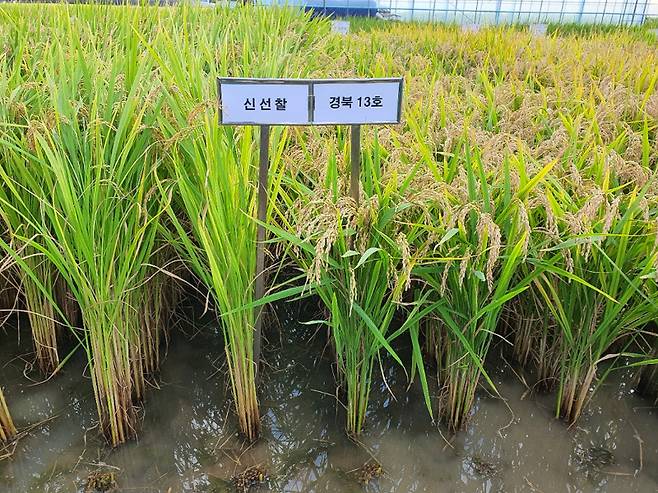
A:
[0,300,656,493]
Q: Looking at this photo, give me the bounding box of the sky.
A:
[648,0,657,16]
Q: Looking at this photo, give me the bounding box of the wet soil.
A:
[0,300,656,492]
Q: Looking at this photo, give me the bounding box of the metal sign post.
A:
[350,125,361,205]
[254,124,269,366]
[217,77,403,375]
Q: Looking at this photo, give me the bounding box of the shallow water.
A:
[0,300,656,493]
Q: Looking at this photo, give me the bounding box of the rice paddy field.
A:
[0,3,657,492]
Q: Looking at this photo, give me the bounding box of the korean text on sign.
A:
[313,81,401,124]
[219,82,310,125]
[218,78,402,126]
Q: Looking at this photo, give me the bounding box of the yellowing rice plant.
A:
[0,2,655,451]
[0,387,15,445]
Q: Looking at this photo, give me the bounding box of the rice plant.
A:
[0,197,61,374]
[531,186,658,422]
[270,129,430,435]
[149,5,329,441]
[157,121,267,441]
[0,5,169,445]
[0,387,15,444]
[0,2,655,448]
[411,143,540,430]
[0,37,62,374]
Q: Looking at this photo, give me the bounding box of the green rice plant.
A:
[530,184,658,423]
[148,5,330,441]
[0,44,63,375]
[0,387,15,444]
[0,6,169,444]
[413,144,544,431]
[266,127,434,435]
[0,163,62,374]
[24,108,164,444]
[0,161,66,375]
[156,122,267,441]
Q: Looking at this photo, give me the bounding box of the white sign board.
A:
[462,24,480,33]
[218,81,310,125]
[530,24,548,36]
[313,81,401,124]
[331,20,350,35]
[218,78,403,126]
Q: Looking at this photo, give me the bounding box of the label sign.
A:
[218,78,403,126]
[218,80,310,125]
[463,24,480,33]
[313,81,401,124]
[331,20,350,35]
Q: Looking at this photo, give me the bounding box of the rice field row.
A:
[0,3,657,450]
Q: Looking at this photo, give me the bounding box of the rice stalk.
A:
[532,187,658,423]
[0,6,168,444]
[150,5,329,440]
[413,144,543,431]
[0,387,15,444]
[0,87,62,375]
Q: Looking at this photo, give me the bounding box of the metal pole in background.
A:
[620,0,631,24]
[350,125,361,206]
[577,0,586,23]
[598,0,607,23]
[629,0,640,25]
[254,124,270,375]
[638,0,650,25]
